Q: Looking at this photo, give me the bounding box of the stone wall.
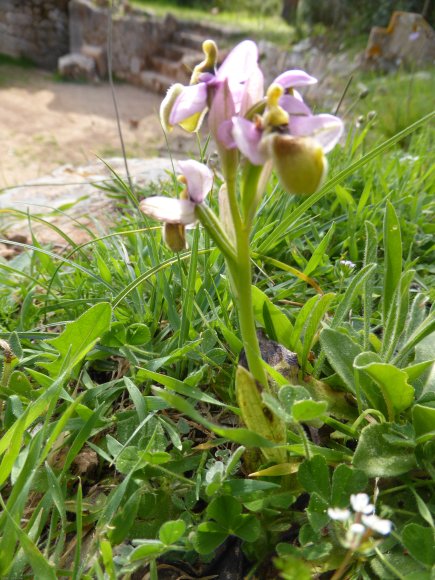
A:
[0,0,69,68]
[68,0,177,81]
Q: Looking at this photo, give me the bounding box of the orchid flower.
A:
[231,82,343,196]
[160,39,263,134]
[139,160,213,251]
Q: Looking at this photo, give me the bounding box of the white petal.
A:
[350,493,375,515]
[178,160,213,204]
[139,197,196,225]
[328,508,351,521]
[362,515,392,535]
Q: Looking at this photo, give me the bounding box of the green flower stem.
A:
[224,176,269,388]
[195,204,237,264]
[231,226,269,389]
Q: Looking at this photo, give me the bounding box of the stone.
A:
[130,56,142,75]
[81,43,107,77]
[365,11,435,69]
[0,158,173,248]
[58,53,97,81]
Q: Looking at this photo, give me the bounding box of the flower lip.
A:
[139,197,196,225]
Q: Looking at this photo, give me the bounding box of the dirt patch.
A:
[0,65,191,189]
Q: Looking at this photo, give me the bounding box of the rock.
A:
[58,52,97,81]
[365,11,435,69]
[0,158,173,249]
[81,43,107,77]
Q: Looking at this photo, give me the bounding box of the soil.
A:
[0,65,190,190]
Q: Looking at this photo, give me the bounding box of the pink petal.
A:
[290,114,344,153]
[140,197,196,225]
[274,69,317,89]
[169,83,208,126]
[279,94,312,116]
[232,117,266,165]
[209,79,236,147]
[178,160,213,204]
[239,64,264,115]
[217,40,259,84]
[218,119,236,149]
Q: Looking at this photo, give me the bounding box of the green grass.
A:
[133,0,297,46]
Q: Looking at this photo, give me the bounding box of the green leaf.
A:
[382,269,415,361]
[130,541,165,561]
[292,400,327,423]
[108,490,141,545]
[331,464,368,508]
[235,366,287,463]
[413,404,435,438]
[152,387,276,449]
[304,223,335,277]
[352,423,416,477]
[319,328,361,395]
[306,492,329,532]
[402,524,435,566]
[138,367,233,409]
[273,554,312,580]
[363,221,378,350]
[233,515,261,542]
[354,358,415,418]
[251,286,296,351]
[40,303,112,376]
[126,323,151,345]
[223,479,280,498]
[194,523,228,555]
[159,520,186,545]
[0,498,57,579]
[383,201,402,324]
[207,495,242,529]
[298,455,330,501]
[331,263,377,330]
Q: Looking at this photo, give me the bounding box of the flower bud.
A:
[264,135,327,196]
[163,223,187,252]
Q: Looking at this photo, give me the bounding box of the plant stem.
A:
[231,226,269,389]
[224,176,269,388]
[331,549,354,580]
[295,422,312,460]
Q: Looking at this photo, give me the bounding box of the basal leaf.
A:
[298,455,330,501]
[402,524,435,566]
[383,201,402,325]
[40,303,112,377]
[352,423,416,477]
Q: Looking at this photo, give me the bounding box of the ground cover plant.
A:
[0,32,434,580]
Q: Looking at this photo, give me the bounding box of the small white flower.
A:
[328,507,351,521]
[339,260,356,269]
[350,493,375,515]
[346,523,366,549]
[362,514,393,536]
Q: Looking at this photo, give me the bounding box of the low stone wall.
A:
[69,0,177,81]
[0,0,69,68]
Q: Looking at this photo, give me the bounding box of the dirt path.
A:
[0,65,176,189]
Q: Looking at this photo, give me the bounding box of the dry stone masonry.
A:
[0,0,69,68]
